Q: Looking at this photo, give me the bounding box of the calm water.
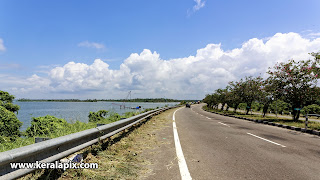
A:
[15,101,178,131]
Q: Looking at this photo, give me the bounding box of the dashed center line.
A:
[218,122,230,127]
[247,133,286,148]
[206,117,211,119]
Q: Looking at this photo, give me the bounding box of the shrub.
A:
[0,106,22,138]
[25,115,70,137]
[301,104,320,115]
[238,103,247,110]
[109,112,121,122]
[88,110,109,122]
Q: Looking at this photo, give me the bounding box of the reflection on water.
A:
[15,101,178,131]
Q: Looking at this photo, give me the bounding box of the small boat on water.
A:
[131,106,141,109]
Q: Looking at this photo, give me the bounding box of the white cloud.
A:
[78,41,105,49]
[307,32,320,38]
[3,32,320,99]
[193,0,205,12]
[0,38,6,52]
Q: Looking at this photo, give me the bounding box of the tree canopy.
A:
[203,51,320,120]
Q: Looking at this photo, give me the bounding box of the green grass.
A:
[203,105,320,131]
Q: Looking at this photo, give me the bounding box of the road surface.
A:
[167,104,320,179]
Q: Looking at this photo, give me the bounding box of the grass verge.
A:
[203,106,320,131]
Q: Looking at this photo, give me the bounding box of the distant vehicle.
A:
[186,104,191,108]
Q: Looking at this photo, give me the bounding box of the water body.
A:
[15,101,178,131]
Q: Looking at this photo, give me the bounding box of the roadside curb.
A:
[203,108,320,137]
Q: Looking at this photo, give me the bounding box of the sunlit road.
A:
[174,104,320,179]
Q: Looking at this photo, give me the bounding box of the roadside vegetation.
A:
[203,106,320,131]
[19,102,176,180]
[0,90,155,152]
[203,51,320,122]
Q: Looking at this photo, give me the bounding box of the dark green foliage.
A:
[25,115,70,137]
[0,106,22,138]
[301,104,320,115]
[269,100,289,115]
[238,103,247,110]
[251,102,263,112]
[0,90,15,103]
[109,112,121,122]
[1,102,20,113]
[88,110,109,122]
[0,91,22,138]
[0,91,20,113]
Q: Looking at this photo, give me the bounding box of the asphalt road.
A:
[174,104,320,179]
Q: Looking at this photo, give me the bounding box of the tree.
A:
[266,52,320,121]
[0,91,22,138]
[203,93,219,109]
[226,83,242,112]
[215,88,228,110]
[0,90,20,113]
[234,76,264,114]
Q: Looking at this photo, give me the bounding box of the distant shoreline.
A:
[17,98,198,103]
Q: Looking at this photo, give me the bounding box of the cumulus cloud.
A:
[0,38,6,52]
[78,41,105,49]
[4,32,320,99]
[193,0,206,12]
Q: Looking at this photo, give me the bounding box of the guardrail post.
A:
[305,114,309,130]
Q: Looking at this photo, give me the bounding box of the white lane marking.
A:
[247,133,286,148]
[206,117,211,119]
[218,122,230,127]
[173,108,192,180]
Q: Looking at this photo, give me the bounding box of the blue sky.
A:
[1,0,320,99]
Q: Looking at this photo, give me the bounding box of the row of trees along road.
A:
[203,52,320,121]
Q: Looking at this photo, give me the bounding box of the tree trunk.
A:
[233,103,239,113]
[263,103,269,117]
[221,103,225,111]
[246,108,250,115]
[246,102,252,115]
[293,110,300,121]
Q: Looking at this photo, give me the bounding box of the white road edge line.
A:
[173,108,192,180]
[247,133,286,148]
[218,122,230,127]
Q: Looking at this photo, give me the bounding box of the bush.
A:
[252,101,263,111]
[25,115,70,137]
[0,106,22,138]
[301,104,320,115]
[88,110,109,122]
[109,112,121,122]
[238,103,247,110]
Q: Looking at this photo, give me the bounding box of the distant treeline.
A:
[18,99,98,102]
[17,98,199,103]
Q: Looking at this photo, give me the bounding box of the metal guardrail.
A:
[0,106,176,179]
[305,113,320,130]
